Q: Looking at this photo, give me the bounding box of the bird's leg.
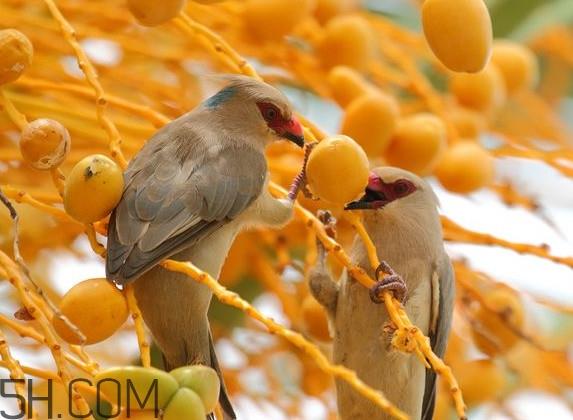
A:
[369,261,407,304]
[309,210,339,315]
[288,142,317,201]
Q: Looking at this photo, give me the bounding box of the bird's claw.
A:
[317,210,336,238]
[288,142,317,201]
[369,261,407,303]
[302,183,316,200]
[315,210,336,263]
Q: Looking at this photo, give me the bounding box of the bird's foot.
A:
[369,261,407,303]
[317,210,336,238]
[288,141,317,201]
[381,321,398,350]
[382,321,398,335]
[315,210,336,263]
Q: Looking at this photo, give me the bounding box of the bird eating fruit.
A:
[309,166,454,420]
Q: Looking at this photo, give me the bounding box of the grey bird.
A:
[105,76,306,419]
[309,167,454,420]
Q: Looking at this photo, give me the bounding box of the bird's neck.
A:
[350,206,443,270]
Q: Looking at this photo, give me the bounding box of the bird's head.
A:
[204,76,304,148]
[345,167,438,213]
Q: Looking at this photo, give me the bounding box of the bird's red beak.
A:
[280,116,305,148]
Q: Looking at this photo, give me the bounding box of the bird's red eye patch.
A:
[257,102,282,124]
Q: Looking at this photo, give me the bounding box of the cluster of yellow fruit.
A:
[0,29,72,175]
[0,29,123,224]
[327,68,495,195]
[95,365,220,419]
[0,30,63,173]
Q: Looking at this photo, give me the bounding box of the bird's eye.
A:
[263,107,278,121]
[393,181,411,196]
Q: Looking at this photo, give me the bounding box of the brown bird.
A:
[105,76,306,419]
[310,166,454,420]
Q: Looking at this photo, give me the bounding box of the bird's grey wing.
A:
[422,255,455,420]
[106,142,266,284]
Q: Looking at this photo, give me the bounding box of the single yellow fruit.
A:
[127,0,186,26]
[95,366,179,410]
[491,40,538,94]
[327,66,371,108]
[64,154,124,223]
[0,29,33,85]
[302,295,331,341]
[169,365,220,413]
[435,142,494,193]
[306,135,370,205]
[450,107,485,139]
[450,65,507,111]
[244,0,314,40]
[316,15,375,71]
[19,119,70,170]
[471,286,524,356]
[341,92,399,156]
[385,113,447,175]
[455,359,507,407]
[163,388,206,420]
[422,0,492,73]
[52,278,128,345]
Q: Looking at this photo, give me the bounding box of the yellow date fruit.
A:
[450,64,506,111]
[316,15,375,71]
[422,0,492,73]
[455,359,507,407]
[64,154,124,223]
[327,66,371,108]
[471,286,524,356]
[450,107,486,139]
[491,40,538,94]
[52,278,128,345]
[435,142,494,193]
[306,135,370,205]
[0,29,33,85]
[127,0,186,26]
[341,92,399,156]
[169,365,220,413]
[20,119,70,170]
[385,113,447,175]
[163,388,206,420]
[244,0,314,40]
[95,366,179,410]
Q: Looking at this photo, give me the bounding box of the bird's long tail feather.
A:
[208,331,236,420]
